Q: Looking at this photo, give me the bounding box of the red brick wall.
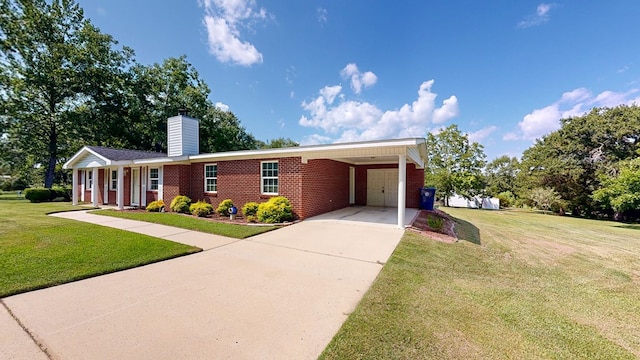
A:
[300,159,351,219]
[163,165,191,209]
[354,163,424,208]
[188,158,304,218]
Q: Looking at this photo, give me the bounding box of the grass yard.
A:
[0,200,200,297]
[92,209,277,239]
[321,208,640,359]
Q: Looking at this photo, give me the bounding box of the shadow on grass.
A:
[615,224,640,231]
[453,216,481,245]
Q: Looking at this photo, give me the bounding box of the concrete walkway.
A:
[2,207,413,360]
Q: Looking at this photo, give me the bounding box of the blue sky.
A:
[79,1,640,160]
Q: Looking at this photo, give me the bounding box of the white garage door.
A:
[366,169,398,207]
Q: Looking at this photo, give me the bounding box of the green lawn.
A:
[0,200,200,297]
[321,208,640,359]
[92,209,277,239]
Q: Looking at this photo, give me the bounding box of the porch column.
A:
[117,165,124,210]
[72,168,78,205]
[158,166,163,200]
[397,155,406,229]
[103,169,109,205]
[91,168,99,208]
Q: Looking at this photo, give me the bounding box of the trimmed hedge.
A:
[170,195,191,213]
[190,201,214,217]
[242,202,259,217]
[216,199,234,216]
[257,196,293,223]
[146,200,165,212]
[24,187,71,203]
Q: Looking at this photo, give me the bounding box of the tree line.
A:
[426,105,640,221]
[0,0,296,189]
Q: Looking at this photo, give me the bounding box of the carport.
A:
[295,138,427,228]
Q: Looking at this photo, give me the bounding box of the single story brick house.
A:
[63,114,427,228]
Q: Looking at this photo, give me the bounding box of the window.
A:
[204,164,217,192]
[85,170,93,190]
[110,170,118,190]
[149,168,159,191]
[261,161,278,194]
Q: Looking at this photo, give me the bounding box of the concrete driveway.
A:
[2,207,416,360]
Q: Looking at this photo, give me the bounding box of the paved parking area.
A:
[2,207,415,359]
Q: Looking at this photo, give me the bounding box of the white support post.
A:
[103,169,109,205]
[117,166,124,210]
[91,168,99,208]
[72,168,78,205]
[158,166,163,200]
[397,155,407,229]
[141,166,147,207]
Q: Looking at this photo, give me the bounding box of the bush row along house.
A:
[64,114,427,228]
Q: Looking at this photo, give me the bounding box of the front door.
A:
[131,168,140,206]
[367,169,399,207]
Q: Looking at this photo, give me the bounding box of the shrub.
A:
[146,200,165,212]
[24,186,72,203]
[170,195,191,213]
[216,199,234,216]
[24,188,51,203]
[190,201,214,217]
[497,191,516,208]
[257,196,293,223]
[242,202,259,217]
[426,215,445,232]
[246,215,258,223]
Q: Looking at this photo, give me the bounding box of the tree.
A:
[529,187,562,214]
[517,105,640,216]
[592,158,640,220]
[0,0,133,187]
[258,137,299,149]
[485,155,519,196]
[425,125,486,206]
[199,106,259,153]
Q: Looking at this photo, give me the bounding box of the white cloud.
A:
[299,77,458,143]
[300,134,332,146]
[468,126,498,143]
[200,0,267,66]
[518,3,554,28]
[340,63,378,94]
[215,102,230,111]
[510,87,640,141]
[317,8,327,25]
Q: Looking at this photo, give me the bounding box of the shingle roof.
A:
[87,146,166,161]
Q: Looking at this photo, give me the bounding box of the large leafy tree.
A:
[0,0,133,187]
[485,155,520,196]
[425,124,486,206]
[517,105,640,216]
[592,157,640,219]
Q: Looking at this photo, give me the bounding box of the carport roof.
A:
[64,138,427,169]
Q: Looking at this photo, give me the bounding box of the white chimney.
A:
[167,112,199,157]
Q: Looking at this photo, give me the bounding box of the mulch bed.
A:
[409,209,458,243]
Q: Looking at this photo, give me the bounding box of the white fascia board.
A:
[63,146,112,169]
[132,156,189,165]
[188,138,426,162]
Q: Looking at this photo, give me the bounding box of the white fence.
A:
[447,195,500,210]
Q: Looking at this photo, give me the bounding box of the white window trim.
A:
[110,169,118,191]
[260,160,279,195]
[204,163,217,193]
[149,167,159,191]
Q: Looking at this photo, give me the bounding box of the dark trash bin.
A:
[420,187,436,210]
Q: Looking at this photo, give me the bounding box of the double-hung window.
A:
[204,164,217,192]
[110,170,118,190]
[149,168,159,191]
[261,161,278,194]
